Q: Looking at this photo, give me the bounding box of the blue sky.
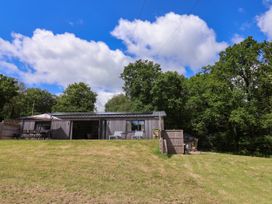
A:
[0,0,268,46]
[0,0,272,110]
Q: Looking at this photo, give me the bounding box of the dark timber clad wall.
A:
[146,119,160,139]
[0,123,20,139]
[107,119,126,137]
[107,118,160,139]
[21,112,164,140]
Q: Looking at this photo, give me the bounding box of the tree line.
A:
[105,37,272,156]
[0,37,271,155]
[0,79,97,120]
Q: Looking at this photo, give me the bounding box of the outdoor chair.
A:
[109,131,125,140]
[22,130,32,139]
[132,131,144,139]
[40,130,50,140]
[29,130,35,138]
[34,130,42,139]
[21,130,28,139]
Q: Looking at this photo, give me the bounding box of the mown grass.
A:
[0,140,271,204]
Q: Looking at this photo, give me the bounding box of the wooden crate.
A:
[160,130,184,154]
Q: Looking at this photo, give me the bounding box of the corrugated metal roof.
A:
[51,111,166,119]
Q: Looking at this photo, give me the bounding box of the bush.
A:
[254,135,272,157]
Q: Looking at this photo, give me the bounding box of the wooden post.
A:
[21,120,25,134]
[69,121,73,140]
[159,112,162,131]
[98,119,101,139]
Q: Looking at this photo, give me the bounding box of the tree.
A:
[210,37,268,152]
[185,72,232,150]
[21,88,56,116]
[0,74,19,120]
[53,82,97,112]
[2,87,57,118]
[2,82,25,119]
[105,94,135,112]
[185,37,272,154]
[121,60,161,110]
[151,71,188,129]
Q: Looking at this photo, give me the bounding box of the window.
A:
[126,120,145,131]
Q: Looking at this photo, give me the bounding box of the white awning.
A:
[28,114,61,121]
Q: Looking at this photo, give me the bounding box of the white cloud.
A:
[96,90,122,112]
[0,61,20,73]
[112,12,227,73]
[0,29,130,89]
[257,7,272,40]
[231,34,244,44]
[0,13,227,111]
[0,29,130,111]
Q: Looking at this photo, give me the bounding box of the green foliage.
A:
[0,74,19,108]
[254,135,272,156]
[261,113,272,131]
[119,60,189,128]
[185,37,272,154]
[0,74,19,120]
[121,59,161,109]
[116,37,272,156]
[0,75,96,118]
[151,71,188,128]
[105,94,135,112]
[20,88,56,116]
[2,87,56,118]
[53,82,97,112]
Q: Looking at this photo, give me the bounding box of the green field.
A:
[0,140,271,204]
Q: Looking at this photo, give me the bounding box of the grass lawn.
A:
[0,140,271,204]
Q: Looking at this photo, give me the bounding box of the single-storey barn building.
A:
[21,112,166,140]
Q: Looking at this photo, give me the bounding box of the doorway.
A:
[72,120,99,139]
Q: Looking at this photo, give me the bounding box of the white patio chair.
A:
[109,131,124,140]
[132,131,144,139]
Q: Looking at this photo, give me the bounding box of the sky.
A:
[0,0,272,111]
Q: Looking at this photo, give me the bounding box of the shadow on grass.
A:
[230,151,271,158]
[205,149,272,158]
[152,146,175,159]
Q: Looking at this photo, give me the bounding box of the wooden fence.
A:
[160,130,184,154]
[0,121,20,139]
